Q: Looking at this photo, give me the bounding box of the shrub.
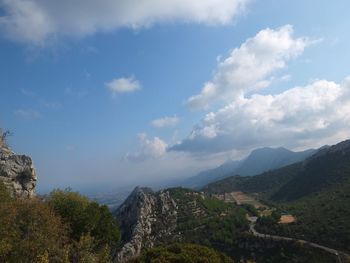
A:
[48,189,121,248]
[0,199,69,263]
[129,243,234,263]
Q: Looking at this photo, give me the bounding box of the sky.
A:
[1,0,350,194]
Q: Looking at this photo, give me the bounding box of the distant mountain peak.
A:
[182,145,316,189]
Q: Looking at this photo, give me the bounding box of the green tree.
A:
[48,189,121,248]
[0,199,69,263]
[130,243,234,263]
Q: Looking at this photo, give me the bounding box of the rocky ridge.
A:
[114,187,178,262]
[0,144,37,198]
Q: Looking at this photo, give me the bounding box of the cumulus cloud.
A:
[106,76,141,95]
[171,78,350,153]
[0,0,248,45]
[126,133,168,162]
[187,25,310,110]
[151,116,180,128]
[174,25,343,154]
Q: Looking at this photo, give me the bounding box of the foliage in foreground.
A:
[128,243,234,263]
[48,189,121,249]
[0,183,120,263]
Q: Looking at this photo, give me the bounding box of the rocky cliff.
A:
[114,187,178,262]
[0,144,37,198]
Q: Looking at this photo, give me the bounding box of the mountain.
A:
[114,187,178,262]
[114,186,336,263]
[183,147,315,189]
[203,139,350,253]
[202,162,303,196]
[183,160,241,189]
[234,147,314,177]
[203,140,350,201]
[271,139,350,202]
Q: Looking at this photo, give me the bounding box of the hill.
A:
[114,187,249,262]
[183,147,315,189]
[203,139,350,253]
[271,140,350,201]
[114,186,336,262]
[202,162,303,196]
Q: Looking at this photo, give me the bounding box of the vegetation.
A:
[271,149,350,201]
[168,188,249,250]
[256,183,350,253]
[0,182,120,263]
[48,189,121,249]
[128,243,234,263]
[201,141,350,256]
[202,163,303,197]
[165,188,336,262]
[206,143,350,254]
[254,149,350,253]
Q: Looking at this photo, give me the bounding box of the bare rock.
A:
[0,145,37,198]
[114,187,178,262]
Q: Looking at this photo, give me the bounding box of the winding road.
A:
[247,217,348,263]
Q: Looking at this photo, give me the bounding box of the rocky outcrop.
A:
[0,145,37,198]
[114,187,178,262]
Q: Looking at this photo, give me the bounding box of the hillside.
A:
[234,147,314,177]
[203,162,303,197]
[114,186,337,262]
[203,139,350,253]
[271,140,350,202]
[114,187,249,262]
[183,147,315,189]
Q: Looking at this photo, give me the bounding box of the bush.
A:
[48,189,121,249]
[129,243,234,263]
[0,186,120,262]
[0,199,69,263]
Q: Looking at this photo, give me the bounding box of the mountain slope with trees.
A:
[203,140,350,253]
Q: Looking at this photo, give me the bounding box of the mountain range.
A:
[183,147,316,189]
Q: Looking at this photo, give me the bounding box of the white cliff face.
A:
[0,145,37,198]
[114,187,178,262]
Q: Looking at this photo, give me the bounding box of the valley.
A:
[201,140,350,261]
[2,133,350,262]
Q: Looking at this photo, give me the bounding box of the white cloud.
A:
[0,0,249,45]
[14,109,41,119]
[126,133,168,162]
[106,76,141,95]
[151,116,180,128]
[187,25,310,110]
[171,78,350,153]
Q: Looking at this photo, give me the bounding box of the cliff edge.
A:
[0,144,37,198]
[114,187,178,262]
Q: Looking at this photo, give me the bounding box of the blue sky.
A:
[1,0,350,193]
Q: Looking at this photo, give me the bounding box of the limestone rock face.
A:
[114,187,178,262]
[0,145,37,198]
